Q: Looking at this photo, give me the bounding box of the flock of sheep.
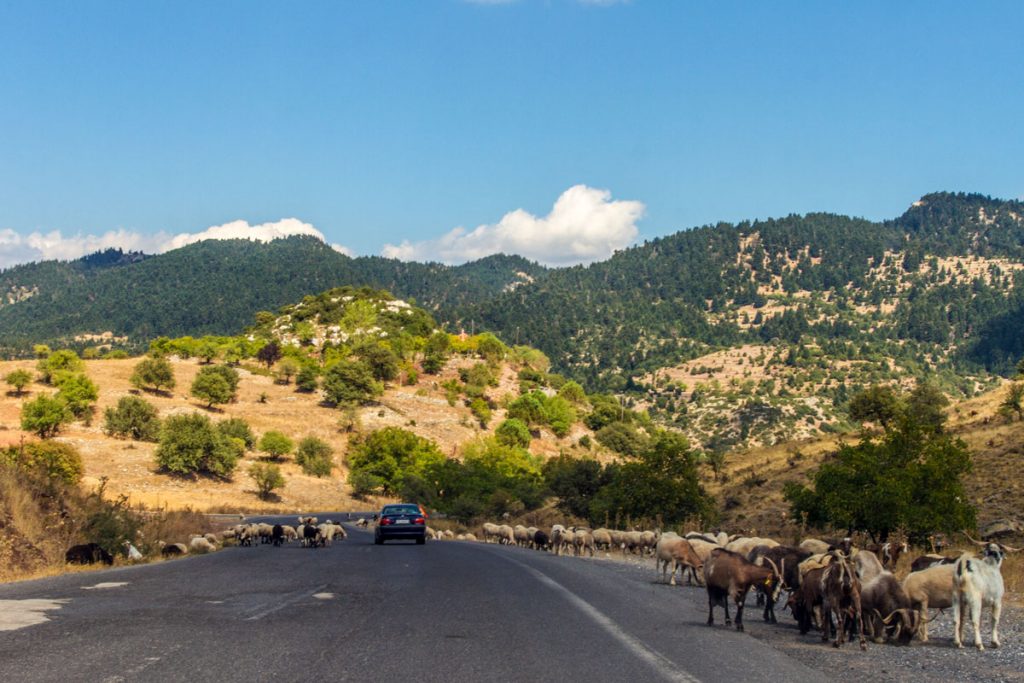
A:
[471,522,1020,652]
[64,513,1018,652]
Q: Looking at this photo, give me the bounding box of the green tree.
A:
[476,333,507,363]
[1000,382,1024,421]
[130,357,176,393]
[276,357,301,384]
[37,349,83,384]
[191,365,239,408]
[495,418,531,448]
[359,343,400,382]
[543,454,604,518]
[54,372,99,420]
[217,417,255,449]
[196,339,220,364]
[296,436,334,477]
[589,431,712,526]
[322,359,382,406]
[469,398,492,428]
[346,427,444,496]
[784,401,975,542]
[155,413,239,478]
[4,369,32,395]
[295,364,320,392]
[103,395,160,441]
[20,394,72,438]
[249,462,285,499]
[258,431,294,460]
[557,380,588,405]
[848,385,903,431]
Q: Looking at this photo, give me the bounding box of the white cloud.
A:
[0,219,352,270]
[382,185,644,266]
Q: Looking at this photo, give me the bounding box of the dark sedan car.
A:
[374,504,427,545]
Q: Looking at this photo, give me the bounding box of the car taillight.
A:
[413,517,424,525]
[380,518,392,526]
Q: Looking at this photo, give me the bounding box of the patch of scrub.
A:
[0,599,69,632]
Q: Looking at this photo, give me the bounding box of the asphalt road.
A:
[0,515,825,683]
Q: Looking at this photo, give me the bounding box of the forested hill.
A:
[459,192,1024,385]
[0,238,545,352]
[2,192,1023,389]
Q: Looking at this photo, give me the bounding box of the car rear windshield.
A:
[382,505,420,515]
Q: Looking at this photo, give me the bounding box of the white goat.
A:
[953,539,1020,650]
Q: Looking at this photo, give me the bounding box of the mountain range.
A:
[2,192,1023,395]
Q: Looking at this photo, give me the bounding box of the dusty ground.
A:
[0,356,590,514]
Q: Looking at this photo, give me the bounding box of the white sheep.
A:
[122,541,143,561]
[189,536,217,553]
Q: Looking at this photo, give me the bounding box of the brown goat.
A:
[821,552,867,650]
[703,548,780,631]
[860,571,919,645]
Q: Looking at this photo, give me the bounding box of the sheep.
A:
[122,541,144,562]
[902,562,956,642]
[854,549,886,584]
[514,525,531,547]
[687,538,721,566]
[189,536,217,553]
[800,538,831,555]
[203,533,219,546]
[639,530,660,555]
[532,529,550,551]
[303,524,322,548]
[590,528,613,552]
[621,530,644,556]
[281,525,297,542]
[272,524,285,547]
[497,524,516,545]
[953,539,1020,650]
[443,529,455,540]
[572,528,596,558]
[550,525,569,556]
[355,517,369,528]
[655,534,704,586]
[221,528,237,540]
[725,536,780,557]
[65,543,113,565]
[608,529,627,551]
[482,522,502,544]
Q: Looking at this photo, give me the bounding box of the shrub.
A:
[276,357,301,384]
[322,359,382,406]
[130,357,176,393]
[217,417,255,449]
[20,394,72,438]
[155,413,239,478]
[4,369,32,395]
[469,398,492,428]
[249,462,285,499]
[296,436,334,477]
[53,372,99,420]
[359,343,400,382]
[258,431,294,460]
[295,364,320,392]
[348,469,384,498]
[103,395,161,441]
[495,418,531,448]
[421,354,445,375]
[0,440,83,485]
[346,427,444,496]
[191,365,240,407]
[36,349,83,384]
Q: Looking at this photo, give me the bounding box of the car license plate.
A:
[396,519,410,524]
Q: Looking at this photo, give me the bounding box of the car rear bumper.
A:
[377,525,426,540]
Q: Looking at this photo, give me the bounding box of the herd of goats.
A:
[63,514,1019,652]
[474,522,1019,652]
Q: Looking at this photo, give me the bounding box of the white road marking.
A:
[245,585,328,621]
[503,556,700,683]
[82,582,129,590]
[0,599,69,632]
[312,592,335,600]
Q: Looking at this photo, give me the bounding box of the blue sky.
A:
[1,1,1022,267]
